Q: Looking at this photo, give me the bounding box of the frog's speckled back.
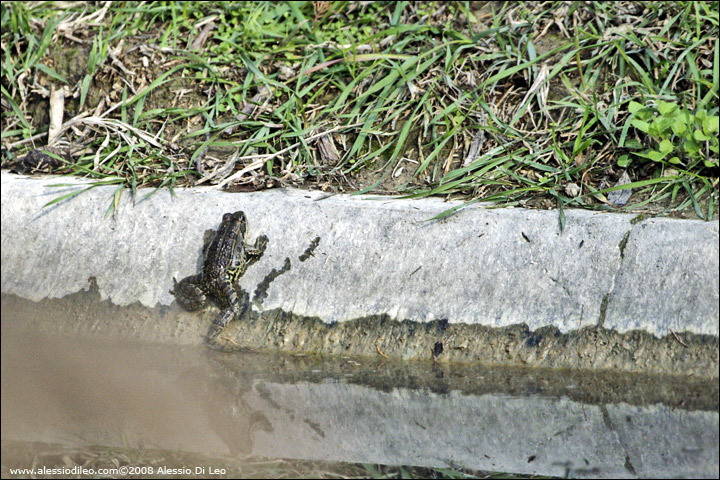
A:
[203,211,246,279]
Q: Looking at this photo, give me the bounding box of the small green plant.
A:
[620,100,719,169]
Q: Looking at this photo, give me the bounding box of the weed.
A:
[621,99,719,168]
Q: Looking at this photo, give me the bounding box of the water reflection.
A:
[1,320,717,478]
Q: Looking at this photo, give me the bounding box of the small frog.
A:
[171,211,268,341]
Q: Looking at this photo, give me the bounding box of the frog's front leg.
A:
[241,234,269,272]
[228,234,269,284]
[171,274,207,311]
[246,234,269,259]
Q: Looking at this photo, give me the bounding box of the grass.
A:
[1,1,718,219]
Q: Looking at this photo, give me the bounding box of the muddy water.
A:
[1,313,717,478]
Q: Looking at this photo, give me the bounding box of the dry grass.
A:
[1,1,718,219]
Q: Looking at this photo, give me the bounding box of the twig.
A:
[375,339,389,359]
[670,329,688,348]
[48,87,65,146]
[216,122,363,188]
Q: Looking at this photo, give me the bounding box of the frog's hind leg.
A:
[205,308,236,341]
[171,275,207,311]
[205,278,242,341]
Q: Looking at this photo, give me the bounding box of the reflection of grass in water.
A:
[2,2,717,219]
[1,441,543,479]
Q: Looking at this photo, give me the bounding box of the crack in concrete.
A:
[601,404,639,476]
[597,223,635,329]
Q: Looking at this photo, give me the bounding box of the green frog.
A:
[171,211,268,341]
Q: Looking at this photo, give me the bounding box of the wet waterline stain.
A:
[2,285,718,413]
[223,304,718,382]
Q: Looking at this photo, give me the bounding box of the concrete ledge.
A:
[2,172,718,374]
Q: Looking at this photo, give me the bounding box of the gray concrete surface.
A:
[2,171,718,477]
[2,171,718,339]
